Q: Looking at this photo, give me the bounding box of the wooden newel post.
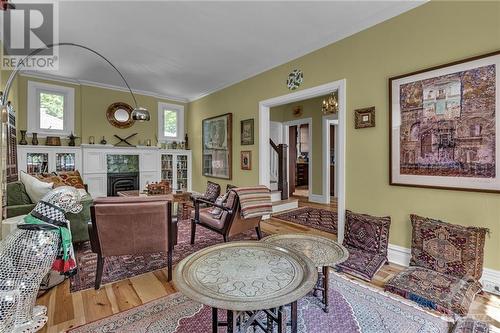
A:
[278,143,288,200]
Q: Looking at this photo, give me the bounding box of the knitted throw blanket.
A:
[18,201,77,276]
[233,186,272,219]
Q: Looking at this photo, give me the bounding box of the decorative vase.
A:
[19,130,28,145]
[185,133,189,149]
[31,133,38,145]
[100,136,107,145]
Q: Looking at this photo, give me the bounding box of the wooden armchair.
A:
[190,190,262,244]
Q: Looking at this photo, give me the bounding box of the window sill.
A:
[27,130,73,138]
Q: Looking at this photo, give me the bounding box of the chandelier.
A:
[322,91,338,115]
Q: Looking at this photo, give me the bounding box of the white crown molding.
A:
[188,1,426,102]
[19,72,189,104]
[387,243,500,295]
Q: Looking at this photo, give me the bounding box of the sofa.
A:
[6,181,93,243]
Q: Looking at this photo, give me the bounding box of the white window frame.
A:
[27,81,75,137]
[157,102,185,143]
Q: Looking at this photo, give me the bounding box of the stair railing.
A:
[270,139,288,200]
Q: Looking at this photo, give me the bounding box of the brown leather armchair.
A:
[89,196,174,290]
[190,189,262,244]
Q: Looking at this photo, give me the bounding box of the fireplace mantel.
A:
[17,144,192,198]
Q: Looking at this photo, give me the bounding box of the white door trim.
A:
[282,118,312,201]
[258,79,347,242]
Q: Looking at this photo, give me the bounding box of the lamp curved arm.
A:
[1,42,138,108]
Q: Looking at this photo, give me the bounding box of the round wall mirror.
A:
[106,102,135,129]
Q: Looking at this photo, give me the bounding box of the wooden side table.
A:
[173,241,318,333]
[261,233,349,313]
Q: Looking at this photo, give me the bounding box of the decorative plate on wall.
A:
[287,69,303,90]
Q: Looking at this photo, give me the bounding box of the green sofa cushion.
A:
[7,181,32,206]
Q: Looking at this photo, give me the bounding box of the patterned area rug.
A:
[273,206,337,234]
[70,219,262,292]
[69,273,452,333]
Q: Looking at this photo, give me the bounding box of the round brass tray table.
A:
[173,241,318,333]
[262,233,349,313]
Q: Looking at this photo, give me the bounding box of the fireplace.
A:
[107,172,139,196]
[107,154,140,196]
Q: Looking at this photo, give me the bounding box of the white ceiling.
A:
[24,1,425,101]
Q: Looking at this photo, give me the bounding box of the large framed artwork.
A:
[202,113,232,179]
[390,51,500,193]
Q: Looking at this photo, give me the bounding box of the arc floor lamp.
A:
[0,42,150,121]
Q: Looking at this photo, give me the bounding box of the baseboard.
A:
[387,244,411,266]
[387,243,500,295]
[309,194,328,204]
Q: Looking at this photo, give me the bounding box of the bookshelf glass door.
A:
[26,153,49,174]
[161,154,174,187]
[55,153,76,172]
[176,155,188,191]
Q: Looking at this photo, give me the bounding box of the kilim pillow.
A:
[36,174,67,188]
[208,192,229,219]
[410,214,488,282]
[344,210,391,255]
[57,170,86,189]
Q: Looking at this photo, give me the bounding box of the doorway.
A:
[286,121,311,198]
[259,79,346,241]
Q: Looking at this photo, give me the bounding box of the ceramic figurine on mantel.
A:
[31,133,38,145]
[19,130,28,145]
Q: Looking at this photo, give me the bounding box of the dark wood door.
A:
[289,126,297,196]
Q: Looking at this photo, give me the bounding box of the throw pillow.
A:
[19,171,53,203]
[7,181,32,205]
[410,214,489,282]
[344,210,391,255]
[209,192,229,219]
[35,174,67,188]
[57,170,85,189]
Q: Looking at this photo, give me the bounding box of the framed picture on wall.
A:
[355,107,375,129]
[202,113,232,179]
[390,50,500,193]
[240,119,254,145]
[241,151,251,170]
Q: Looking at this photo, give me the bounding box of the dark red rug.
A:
[70,219,262,292]
[273,206,337,234]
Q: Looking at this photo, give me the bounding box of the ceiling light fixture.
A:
[322,91,339,115]
[1,42,150,122]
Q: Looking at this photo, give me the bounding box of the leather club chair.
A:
[88,196,175,290]
[190,189,262,244]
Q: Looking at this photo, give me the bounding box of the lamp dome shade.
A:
[131,107,150,121]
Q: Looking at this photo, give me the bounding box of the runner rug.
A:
[68,272,452,333]
[70,219,262,292]
[273,206,338,234]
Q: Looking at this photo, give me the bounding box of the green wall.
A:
[188,1,500,270]
[15,76,187,146]
[270,94,333,195]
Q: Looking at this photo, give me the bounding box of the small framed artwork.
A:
[241,151,252,170]
[355,107,375,129]
[390,50,500,193]
[240,119,254,145]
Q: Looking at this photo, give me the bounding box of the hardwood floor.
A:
[36,198,500,332]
